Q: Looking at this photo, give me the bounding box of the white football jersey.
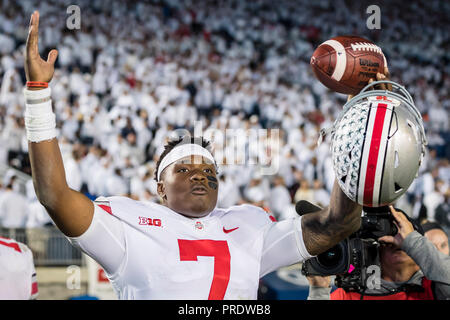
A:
[69,196,312,300]
[0,237,38,300]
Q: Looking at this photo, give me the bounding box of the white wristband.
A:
[23,87,57,142]
[23,87,51,103]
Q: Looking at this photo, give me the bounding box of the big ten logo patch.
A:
[139,216,162,227]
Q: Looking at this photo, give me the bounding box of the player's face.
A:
[157,155,218,218]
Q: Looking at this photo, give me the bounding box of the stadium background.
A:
[0,0,448,299]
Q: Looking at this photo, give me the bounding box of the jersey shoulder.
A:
[0,237,29,254]
[94,195,170,221]
[0,237,34,264]
[216,203,276,229]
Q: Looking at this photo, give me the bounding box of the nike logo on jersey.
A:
[223,226,239,234]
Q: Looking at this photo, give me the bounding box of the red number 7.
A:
[178,239,231,300]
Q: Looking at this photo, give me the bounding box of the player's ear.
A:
[157,182,167,201]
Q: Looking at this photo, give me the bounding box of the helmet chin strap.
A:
[317,126,333,146]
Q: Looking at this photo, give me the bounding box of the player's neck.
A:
[162,203,213,220]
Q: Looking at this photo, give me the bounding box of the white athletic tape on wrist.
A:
[157,143,216,181]
[23,87,57,142]
[25,100,53,116]
[24,87,51,101]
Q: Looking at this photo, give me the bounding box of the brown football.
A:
[310,35,387,95]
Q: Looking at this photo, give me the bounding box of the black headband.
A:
[421,221,445,234]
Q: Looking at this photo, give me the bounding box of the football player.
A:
[0,237,38,299]
[23,11,362,299]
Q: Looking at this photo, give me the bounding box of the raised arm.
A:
[25,11,93,237]
[300,69,393,256]
[301,181,361,256]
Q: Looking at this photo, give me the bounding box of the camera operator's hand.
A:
[378,206,415,248]
[306,275,331,288]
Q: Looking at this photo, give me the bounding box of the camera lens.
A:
[317,245,343,268]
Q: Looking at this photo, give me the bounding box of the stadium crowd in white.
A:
[0,0,449,230]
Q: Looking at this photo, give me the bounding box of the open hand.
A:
[25,11,58,83]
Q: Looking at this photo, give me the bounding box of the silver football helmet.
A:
[327,80,427,207]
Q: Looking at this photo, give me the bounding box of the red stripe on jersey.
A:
[97,269,109,282]
[262,206,277,222]
[0,239,21,252]
[98,204,112,215]
[363,104,387,205]
[31,281,38,295]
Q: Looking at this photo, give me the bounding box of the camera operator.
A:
[307,206,450,300]
[422,221,449,256]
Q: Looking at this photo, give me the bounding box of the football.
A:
[310,35,387,95]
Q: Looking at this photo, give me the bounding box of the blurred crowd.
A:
[0,0,449,230]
